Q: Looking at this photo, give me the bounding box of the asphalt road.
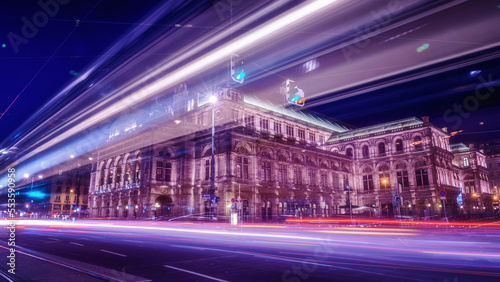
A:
[1,220,500,281]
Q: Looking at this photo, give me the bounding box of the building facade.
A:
[85,87,494,220]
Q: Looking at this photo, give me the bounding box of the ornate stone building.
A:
[86,87,493,220]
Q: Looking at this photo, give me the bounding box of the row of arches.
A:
[97,151,141,189]
[234,142,352,172]
[333,135,425,158]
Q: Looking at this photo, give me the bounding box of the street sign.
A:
[457,193,463,205]
[439,190,446,197]
[237,196,241,202]
[440,197,446,200]
[231,198,235,203]
[231,204,235,210]
[203,194,211,202]
[150,207,157,211]
[211,196,217,204]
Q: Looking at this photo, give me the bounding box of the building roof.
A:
[243,95,350,133]
[450,143,471,153]
[327,117,423,142]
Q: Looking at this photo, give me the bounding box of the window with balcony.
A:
[245,115,255,128]
[395,139,403,152]
[464,180,475,194]
[260,118,269,131]
[346,148,353,157]
[363,175,374,191]
[308,169,316,186]
[286,125,294,137]
[378,143,386,155]
[293,167,302,185]
[278,164,287,183]
[298,129,305,140]
[261,161,271,181]
[414,136,423,150]
[362,145,369,158]
[332,173,339,189]
[320,171,327,187]
[309,132,316,142]
[274,121,282,134]
[415,169,429,186]
[165,162,172,182]
[236,157,249,179]
[397,171,409,188]
[156,168,163,181]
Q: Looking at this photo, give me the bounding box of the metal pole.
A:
[348,185,352,220]
[76,165,81,219]
[210,102,215,220]
[211,102,215,190]
[239,183,242,224]
[443,199,448,222]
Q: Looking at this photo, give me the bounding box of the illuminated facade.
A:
[87,87,492,220]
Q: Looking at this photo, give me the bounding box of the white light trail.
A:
[0,0,339,180]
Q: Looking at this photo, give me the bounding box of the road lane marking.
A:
[164,265,229,282]
[0,245,147,281]
[100,249,127,257]
[70,242,84,246]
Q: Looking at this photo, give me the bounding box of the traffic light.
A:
[216,197,220,203]
[25,203,29,209]
[231,54,245,83]
[284,79,306,106]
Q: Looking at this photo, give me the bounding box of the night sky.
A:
[1,0,499,165]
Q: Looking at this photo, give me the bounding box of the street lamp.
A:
[232,181,242,224]
[24,173,34,190]
[209,95,217,220]
[209,95,217,192]
[345,184,352,220]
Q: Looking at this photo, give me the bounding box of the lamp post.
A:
[209,95,217,219]
[232,181,242,224]
[24,173,34,190]
[346,183,352,220]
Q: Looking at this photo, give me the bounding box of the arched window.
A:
[135,162,141,183]
[362,145,369,158]
[115,159,122,184]
[346,148,353,157]
[108,163,114,185]
[205,160,210,181]
[378,143,386,155]
[99,165,105,186]
[125,163,132,183]
[165,162,172,182]
[463,157,469,167]
[414,136,423,150]
[395,139,403,152]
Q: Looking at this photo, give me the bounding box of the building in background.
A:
[80,87,495,220]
